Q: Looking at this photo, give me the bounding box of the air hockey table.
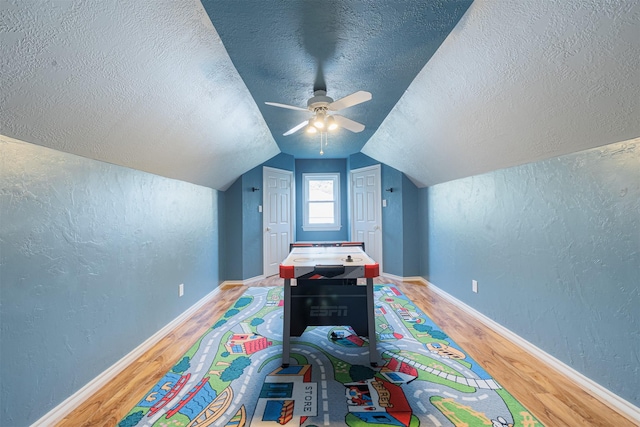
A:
[279,242,380,367]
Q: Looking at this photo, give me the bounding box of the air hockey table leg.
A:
[366,277,379,366]
[282,277,291,367]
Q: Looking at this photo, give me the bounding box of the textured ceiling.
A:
[0,0,279,190]
[363,0,640,186]
[200,0,472,159]
[1,0,639,190]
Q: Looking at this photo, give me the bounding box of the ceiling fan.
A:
[265,89,372,136]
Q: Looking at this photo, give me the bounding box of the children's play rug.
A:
[119,285,543,427]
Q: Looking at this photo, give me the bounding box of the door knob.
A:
[266,227,272,232]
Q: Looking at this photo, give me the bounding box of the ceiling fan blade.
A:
[283,120,309,136]
[265,101,308,112]
[328,91,372,111]
[333,115,365,133]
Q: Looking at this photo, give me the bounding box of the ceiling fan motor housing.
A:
[307,90,333,110]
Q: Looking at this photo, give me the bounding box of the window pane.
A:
[302,173,340,230]
[308,202,334,224]
[308,180,334,201]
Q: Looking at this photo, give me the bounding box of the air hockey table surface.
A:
[279,243,378,279]
[279,242,380,367]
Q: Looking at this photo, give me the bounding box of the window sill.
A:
[302,225,342,232]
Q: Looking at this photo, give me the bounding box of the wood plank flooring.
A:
[56,277,637,426]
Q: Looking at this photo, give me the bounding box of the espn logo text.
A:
[309,305,348,316]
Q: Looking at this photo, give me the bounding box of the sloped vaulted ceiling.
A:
[362,0,640,187]
[200,0,473,159]
[0,0,279,190]
[1,0,639,190]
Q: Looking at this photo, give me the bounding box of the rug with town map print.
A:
[119,285,543,427]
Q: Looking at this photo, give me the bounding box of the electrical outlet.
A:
[179,283,184,297]
[472,280,478,293]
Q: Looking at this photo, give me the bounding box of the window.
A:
[303,173,341,231]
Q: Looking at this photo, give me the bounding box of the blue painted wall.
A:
[224,178,243,280]
[242,166,264,279]
[418,188,429,278]
[263,152,295,171]
[422,139,640,406]
[0,138,221,425]
[295,158,349,242]
[223,168,264,281]
[401,174,420,276]
[223,153,295,281]
[381,165,404,275]
[380,165,421,277]
[217,191,227,281]
[349,152,379,170]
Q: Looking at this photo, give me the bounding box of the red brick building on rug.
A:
[225,333,272,355]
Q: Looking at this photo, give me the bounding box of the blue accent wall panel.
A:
[423,139,640,406]
[0,138,221,425]
[418,188,429,278]
[263,152,295,171]
[349,152,378,170]
[381,165,403,276]
[224,177,243,280]
[217,191,227,281]
[295,158,348,242]
[242,166,263,279]
[401,174,420,276]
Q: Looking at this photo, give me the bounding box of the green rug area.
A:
[119,285,543,427]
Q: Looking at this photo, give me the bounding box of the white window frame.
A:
[302,172,341,231]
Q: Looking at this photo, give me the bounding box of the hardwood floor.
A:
[56,277,637,426]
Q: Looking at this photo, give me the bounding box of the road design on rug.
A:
[119,286,543,427]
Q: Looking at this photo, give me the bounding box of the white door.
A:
[263,167,294,277]
[351,164,382,269]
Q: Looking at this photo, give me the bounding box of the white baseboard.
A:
[411,277,640,423]
[221,274,265,287]
[31,285,223,427]
[220,280,246,286]
[244,274,266,285]
[381,272,423,283]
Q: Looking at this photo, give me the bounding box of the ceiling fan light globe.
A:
[326,115,338,131]
[312,114,325,129]
[306,123,318,134]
